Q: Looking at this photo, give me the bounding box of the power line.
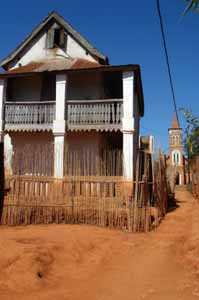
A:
[156,0,179,123]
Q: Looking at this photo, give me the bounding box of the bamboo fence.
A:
[190,156,199,198]
[1,147,168,232]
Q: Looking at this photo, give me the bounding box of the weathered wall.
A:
[9,131,53,146]
[67,73,103,100]
[67,35,96,62]
[64,131,122,176]
[65,131,122,151]
[7,75,42,101]
[133,93,140,168]
[5,132,54,175]
[9,21,97,70]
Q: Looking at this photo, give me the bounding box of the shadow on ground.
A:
[167,193,180,213]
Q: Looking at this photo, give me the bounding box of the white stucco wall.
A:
[10,22,98,70]
[67,35,96,62]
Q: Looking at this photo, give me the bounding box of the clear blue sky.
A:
[0,0,198,152]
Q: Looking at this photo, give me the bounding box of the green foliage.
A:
[184,0,199,14]
[180,108,199,158]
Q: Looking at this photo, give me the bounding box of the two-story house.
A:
[0,11,144,181]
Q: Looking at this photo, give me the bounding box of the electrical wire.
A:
[156,0,180,123]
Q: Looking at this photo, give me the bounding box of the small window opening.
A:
[54,29,60,46]
[46,28,67,50]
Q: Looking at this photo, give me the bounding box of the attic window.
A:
[54,29,60,46]
[46,28,67,50]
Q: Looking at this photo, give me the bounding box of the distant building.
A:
[140,136,154,155]
[167,113,186,185]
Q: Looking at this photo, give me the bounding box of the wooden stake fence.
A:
[190,156,199,198]
[1,149,168,232]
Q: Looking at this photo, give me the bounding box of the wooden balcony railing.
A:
[4,99,123,132]
[67,99,123,131]
[4,101,56,131]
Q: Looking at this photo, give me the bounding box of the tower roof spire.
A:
[171,112,180,129]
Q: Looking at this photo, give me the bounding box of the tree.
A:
[184,0,199,14]
[180,108,199,183]
[180,108,199,157]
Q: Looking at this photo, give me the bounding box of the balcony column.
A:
[0,79,6,142]
[122,71,134,181]
[53,74,67,178]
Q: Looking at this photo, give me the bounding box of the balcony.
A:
[5,101,56,131]
[67,99,123,131]
[4,99,123,132]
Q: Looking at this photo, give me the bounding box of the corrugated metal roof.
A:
[5,58,102,74]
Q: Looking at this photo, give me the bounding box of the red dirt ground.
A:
[0,188,199,300]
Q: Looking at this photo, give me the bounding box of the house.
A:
[0,11,144,181]
[167,113,186,186]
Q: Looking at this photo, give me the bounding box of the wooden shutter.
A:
[46,29,55,49]
[60,28,65,48]
[60,28,68,51]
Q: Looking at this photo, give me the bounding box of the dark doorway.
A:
[175,172,180,185]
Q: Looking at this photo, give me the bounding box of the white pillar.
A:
[54,135,65,178]
[53,74,67,178]
[4,134,13,176]
[0,79,6,141]
[122,72,134,180]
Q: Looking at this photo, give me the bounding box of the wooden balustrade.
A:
[4,99,123,132]
[67,99,123,131]
[4,101,55,131]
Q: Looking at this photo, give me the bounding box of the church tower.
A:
[168,113,185,185]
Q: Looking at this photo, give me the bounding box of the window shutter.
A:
[64,32,68,52]
[46,29,55,49]
[59,29,67,51]
[60,29,65,48]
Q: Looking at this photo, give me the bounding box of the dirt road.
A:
[0,188,198,300]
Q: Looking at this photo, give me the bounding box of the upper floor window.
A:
[170,134,181,146]
[46,26,67,50]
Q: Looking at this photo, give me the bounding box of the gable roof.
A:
[0,11,108,70]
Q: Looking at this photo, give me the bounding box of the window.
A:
[54,29,61,46]
[172,150,181,166]
[46,27,67,50]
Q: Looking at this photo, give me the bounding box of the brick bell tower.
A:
[168,113,185,185]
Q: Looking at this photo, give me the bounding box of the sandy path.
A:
[0,188,198,300]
